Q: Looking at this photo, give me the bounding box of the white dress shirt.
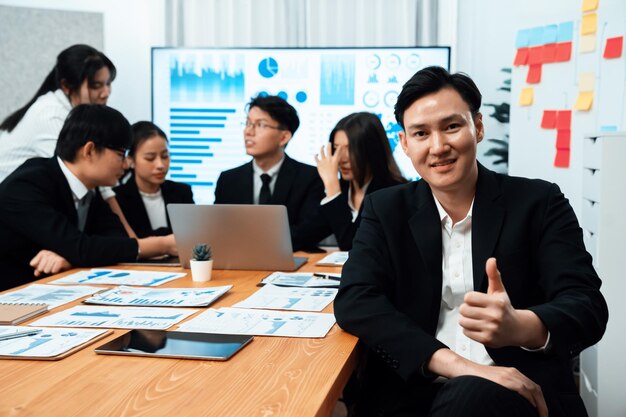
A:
[433,196,495,366]
[321,179,371,222]
[56,157,91,210]
[252,157,284,204]
[0,90,71,182]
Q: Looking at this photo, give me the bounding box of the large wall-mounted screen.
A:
[152,47,450,203]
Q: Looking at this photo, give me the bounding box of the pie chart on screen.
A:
[258,57,279,78]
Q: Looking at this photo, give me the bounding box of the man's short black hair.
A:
[247,95,300,135]
[394,66,482,129]
[55,104,132,162]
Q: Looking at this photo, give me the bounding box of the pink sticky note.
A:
[556,130,571,149]
[528,46,544,65]
[555,42,572,62]
[514,48,530,66]
[543,43,557,63]
[541,110,557,129]
[556,110,572,130]
[526,64,542,84]
[604,36,624,59]
[554,149,570,168]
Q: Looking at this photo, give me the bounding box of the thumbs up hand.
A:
[459,258,520,348]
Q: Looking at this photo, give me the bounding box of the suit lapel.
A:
[126,177,153,233]
[471,164,505,291]
[51,158,79,226]
[408,180,443,292]
[271,155,295,204]
[242,162,254,203]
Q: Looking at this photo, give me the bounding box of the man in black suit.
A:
[0,105,177,291]
[334,67,608,417]
[214,95,324,250]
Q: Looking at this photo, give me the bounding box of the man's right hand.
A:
[427,348,548,417]
[29,249,72,277]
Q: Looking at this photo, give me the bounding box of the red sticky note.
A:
[528,46,544,65]
[556,129,571,149]
[514,48,530,66]
[604,36,623,59]
[541,110,557,129]
[556,110,572,130]
[555,42,572,62]
[554,149,570,168]
[542,43,557,63]
[526,64,542,84]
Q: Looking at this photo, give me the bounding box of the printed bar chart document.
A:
[233,284,337,312]
[84,285,232,307]
[0,284,101,309]
[260,272,340,287]
[50,269,186,287]
[178,307,336,338]
[29,306,197,330]
[315,251,349,266]
[0,327,110,360]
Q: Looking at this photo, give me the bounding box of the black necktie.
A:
[76,191,93,231]
[259,173,272,204]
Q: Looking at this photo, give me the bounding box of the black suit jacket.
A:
[114,177,194,238]
[300,176,405,250]
[334,164,608,417]
[214,155,324,250]
[0,158,138,291]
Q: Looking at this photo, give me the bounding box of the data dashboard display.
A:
[152,47,450,203]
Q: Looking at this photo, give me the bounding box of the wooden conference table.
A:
[0,252,358,417]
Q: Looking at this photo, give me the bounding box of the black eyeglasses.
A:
[105,146,129,161]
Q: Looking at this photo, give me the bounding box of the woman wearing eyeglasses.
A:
[114,121,194,238]
[311,112,407,250]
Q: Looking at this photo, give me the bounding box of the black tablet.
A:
[95,330,253,361]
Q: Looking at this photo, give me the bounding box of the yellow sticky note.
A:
[579,72,595,92]
[580,34,596,53]
[574,92,594,111]
[582,0,599,12]
[519,87,534,106]
[581,13,597,35]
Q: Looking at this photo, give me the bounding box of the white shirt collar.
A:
[253,156,285,178]
[432,191,475,228]
[56,156,91,202]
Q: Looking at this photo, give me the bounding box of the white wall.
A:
[0,0,166,123]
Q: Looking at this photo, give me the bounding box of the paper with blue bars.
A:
[50,269,187,287]
[83,285,232,307]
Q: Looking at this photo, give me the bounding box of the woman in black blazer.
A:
[114,122,194,238]
[311,112,406,250]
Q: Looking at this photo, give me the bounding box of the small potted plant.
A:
[189,243,213,282]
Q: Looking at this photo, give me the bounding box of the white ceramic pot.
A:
[190,259,213,282]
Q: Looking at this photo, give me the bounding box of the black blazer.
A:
[334,164,608,417]
[214,155,324,250]
[300,176,405,250]
[0,158,138,291]
[114,177,194,238]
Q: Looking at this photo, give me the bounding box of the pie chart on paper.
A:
[258,57,279,78]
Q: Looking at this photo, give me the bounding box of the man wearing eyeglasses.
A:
[214,95,324,251]
[0,105,178,291]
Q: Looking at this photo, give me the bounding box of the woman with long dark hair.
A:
[0,44,138,236]
[0,44,115,180]
[312,112,407,250]
[114,121,194,238]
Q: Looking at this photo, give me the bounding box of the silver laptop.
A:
[167,204,308,271]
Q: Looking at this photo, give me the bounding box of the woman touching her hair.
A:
[114,121,194,238]
[312,112,406,250]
